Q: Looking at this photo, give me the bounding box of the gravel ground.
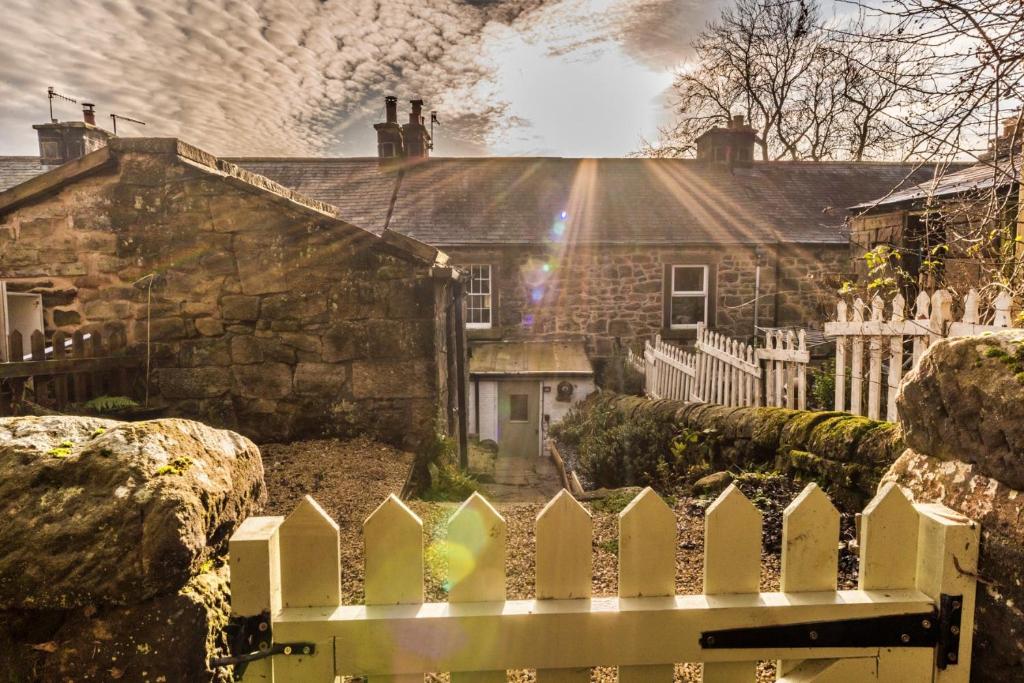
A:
[260,440,858,683]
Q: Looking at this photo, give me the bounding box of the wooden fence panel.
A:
[825,287,1020,422]
[52,330,68,410]
[240,486,981,682]
[9,331,24,412]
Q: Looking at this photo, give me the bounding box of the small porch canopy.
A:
[468,341,593,378]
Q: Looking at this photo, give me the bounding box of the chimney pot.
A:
[83,103,96,126]
[732,114,744,129]
[385,96,398,124]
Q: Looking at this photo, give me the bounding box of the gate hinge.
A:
[209,611,317,681]
[700,593,963,667]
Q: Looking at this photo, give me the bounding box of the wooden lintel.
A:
[0,355,140,379]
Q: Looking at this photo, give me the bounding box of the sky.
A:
[0,0,725,158]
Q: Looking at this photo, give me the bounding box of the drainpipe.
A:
[753,246,765,341]
[453,278,469,471]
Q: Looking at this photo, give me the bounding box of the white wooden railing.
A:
[824,288,1017,422]
[636,323,809,409]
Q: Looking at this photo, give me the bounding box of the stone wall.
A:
[0,139,456,446]
[884,330,1024,680]
[567,392,902,508]
[447,242,847,356]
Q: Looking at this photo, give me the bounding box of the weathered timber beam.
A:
[0,356,141,379]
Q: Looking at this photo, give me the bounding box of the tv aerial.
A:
[110,113,147,135]
[47,86,77,123]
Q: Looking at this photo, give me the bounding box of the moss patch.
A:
[156,456,193,476]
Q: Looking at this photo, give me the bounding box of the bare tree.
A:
[645,0,928,161]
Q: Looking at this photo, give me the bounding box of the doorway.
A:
[497,380,539,457]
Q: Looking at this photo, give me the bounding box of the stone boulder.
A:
[882,449,1024,681]
[897,330,1024,489]
[0,416,265,609]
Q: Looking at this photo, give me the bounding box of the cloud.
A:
[0,0,553,156]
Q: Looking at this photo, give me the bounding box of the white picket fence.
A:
[632,323,809,409]
[823,288,1017,422]
[227,483,978,681]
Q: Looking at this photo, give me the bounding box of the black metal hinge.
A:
[209,611,317,681]
[700,593,963,668]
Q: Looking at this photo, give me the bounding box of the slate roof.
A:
[851,156,1019,210]
[0,157,55,193]
[1,151,943,246]
[234,157,940,246]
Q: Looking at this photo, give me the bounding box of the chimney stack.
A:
[695,112,757,164]
[33,105,111,167]
[385,95,398,124]
[402,99,430,160]
[374,95,405,162]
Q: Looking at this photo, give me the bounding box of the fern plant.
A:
[84,396,140,414]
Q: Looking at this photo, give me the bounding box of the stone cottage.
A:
[238,102,944,356]
[848,118,1018,291]
[0,127,466,447]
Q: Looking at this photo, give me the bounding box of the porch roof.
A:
[469,341,593,377]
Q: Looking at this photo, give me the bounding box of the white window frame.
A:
[668,265,709,330]
[465,264,493,330]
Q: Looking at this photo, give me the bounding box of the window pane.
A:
[673,266,705,293]
[671,295,706,326]
[509,394,529,422]
[466,265,492,328]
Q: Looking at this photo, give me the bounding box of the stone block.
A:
[180,338,231,367]
[232,362,293,399]
[194,317,224,337]
[229,335,263,364]
[134,317,186,342]
[52,309,81,327]
[351,360,433,399]
[221,295,260,321]
[155,367,231,398]
[322,322,367,362]
[293,362,348,396]
[83,299,131,320]
[261,291,327,320]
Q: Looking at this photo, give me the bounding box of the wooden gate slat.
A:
[449,492,506,683]
[619,487,675,682]
[276,496,340,681]
[779,483,839,679]
[52,331,68,410]
[536,490,592,683]
[703,485,761,682]
[365,494,425,683]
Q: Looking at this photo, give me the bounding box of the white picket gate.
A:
[824,288,1017,422]
[226,483,978,682]
[635,324,809,409]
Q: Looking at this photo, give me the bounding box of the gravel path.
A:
[260,440,857,682]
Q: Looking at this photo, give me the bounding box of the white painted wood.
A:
[779,483,839,678]
[929,289,952,345]
[911,291,930,364]
[537,490,592,682]
[834,300,847,412]
[868,296,884,420]
[364,495,425,683]
[777,657,877,682]
[619,487,675,682]
[229,516,284,682]
[449,492,507,683]
[850,299,865,416]
[476,380,498,442]
[276,496,340,681]
[283,590,937,676]
[797,330,807,410]
[886,294,905,422]
[914,503,981,682]
[859,483,918,591]
[703,485,761,683]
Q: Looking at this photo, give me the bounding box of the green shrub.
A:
[594,354,644,395]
